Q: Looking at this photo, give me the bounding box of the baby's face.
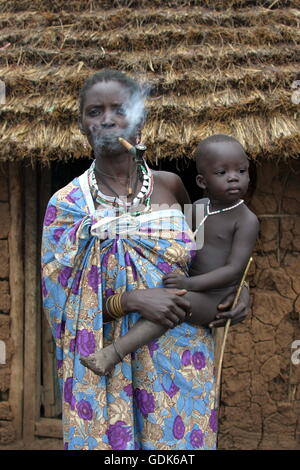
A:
[198,142,250,204]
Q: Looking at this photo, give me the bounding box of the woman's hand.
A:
[122,288,191,329]
[208,285,251,328]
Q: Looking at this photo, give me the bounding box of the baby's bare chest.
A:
[191,215,237,274]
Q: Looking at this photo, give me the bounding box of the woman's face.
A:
[80,80,141,156]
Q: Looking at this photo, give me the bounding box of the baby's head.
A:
[195,134,250,204]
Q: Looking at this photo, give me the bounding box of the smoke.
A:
[89,87,148,158]
[125,89,146,136]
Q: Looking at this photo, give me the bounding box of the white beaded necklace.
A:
[193,199,244,237]
[89,160,153,212]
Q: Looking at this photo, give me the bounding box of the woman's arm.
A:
[120,287,191,328]
[117,283,251,329]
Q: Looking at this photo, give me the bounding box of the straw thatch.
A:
[0,0,299,162]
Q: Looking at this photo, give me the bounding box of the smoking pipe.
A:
[118,137,147,162]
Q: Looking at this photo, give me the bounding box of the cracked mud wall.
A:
[218,160,300,450]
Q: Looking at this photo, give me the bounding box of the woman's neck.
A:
[95,153,137,179]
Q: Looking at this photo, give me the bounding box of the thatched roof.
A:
[0,0,299,163]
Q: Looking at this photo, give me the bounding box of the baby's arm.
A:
[164,210,259,292]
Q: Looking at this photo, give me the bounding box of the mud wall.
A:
[218,160,300,450]
[0,163,15,445]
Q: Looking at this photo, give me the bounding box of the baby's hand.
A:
[163,273,190,290]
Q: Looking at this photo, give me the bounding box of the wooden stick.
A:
[215,257,253,410]
[8,162,24,441]
[23,165,39,445]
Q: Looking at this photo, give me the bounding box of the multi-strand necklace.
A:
[95,165,139,201]
[193,198,244,236]
[88,159,153,216]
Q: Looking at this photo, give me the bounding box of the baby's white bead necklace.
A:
[193,198,244,236]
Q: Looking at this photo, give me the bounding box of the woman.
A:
[41,69,250,450]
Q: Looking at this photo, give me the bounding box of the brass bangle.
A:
[105,296,115,319]
[106,294,125,320]
[116,293,124,317]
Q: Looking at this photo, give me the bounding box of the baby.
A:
[80,134,259,375]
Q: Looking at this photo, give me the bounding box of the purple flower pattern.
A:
[64,377,76,410]
[66,188,80,204]
[124,251,138,281]
[68,220,81,243]
[106,421,132,450]
[176,232,192,243]
[58,266,72,288]
[162,381,179,398]
[41,278,48,297]
[209,409,218,433]
[69,338,75,353]
[105,288,115,297]
[192,351,206,370]
[71,270,82,295]
[148,340,159,358]
[88,265,99,293]
[134,389,155,417]
[123,384,133,397]
[157,261,173,274]
[77,400,93,420]
[190,429,204,448]
[53,227,65,242]
[173,415,185,439]
[44,205,57,226]
[181,350,191,366]
[76,329,96,357]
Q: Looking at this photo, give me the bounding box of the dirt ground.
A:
[0,438,63,450]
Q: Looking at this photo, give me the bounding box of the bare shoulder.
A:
[152,169,183,188]
[152,170,191,207]
[240,204,259,223]
[239,204,260,232]
[193,197,209,206]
